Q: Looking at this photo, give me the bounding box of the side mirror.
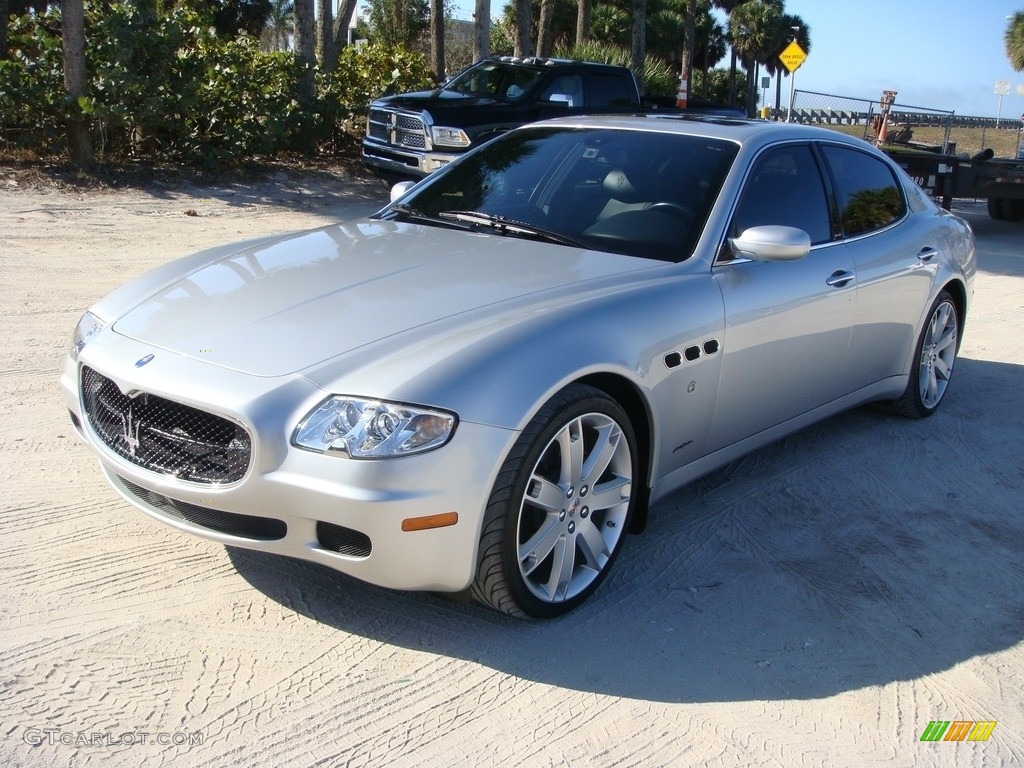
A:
[539,94,573,108]
[729,225,811,262]
[390,180,416,202]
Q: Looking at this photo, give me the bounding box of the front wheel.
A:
[887,291,960,418]
[471,384,639,618]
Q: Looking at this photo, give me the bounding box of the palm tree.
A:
[631,0,646,88]
[515,0,532,56]
[1006,11,1024,71]
[729,0,780,114]
[475,0,491,59]
[712,0,744,105]
[62,0,92,166]
[263,0,294,51]
[430,0,444,79]
[576,0,592,44]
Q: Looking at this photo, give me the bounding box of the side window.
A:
[731,144,832,244]
[540,75,584,107]
[587,75,632,108]
[821,145,906,236]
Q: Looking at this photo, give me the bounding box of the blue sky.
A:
[439,0,1024,119]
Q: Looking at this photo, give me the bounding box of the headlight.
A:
[70,311,105,361]
[293,396,457,459]
[430,126,471,148]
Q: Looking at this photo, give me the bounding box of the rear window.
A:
[588,75,634,108]
[821,145,906,236]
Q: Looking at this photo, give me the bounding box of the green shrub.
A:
[0,7,433,167]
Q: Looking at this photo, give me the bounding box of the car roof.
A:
[520,114,880,153]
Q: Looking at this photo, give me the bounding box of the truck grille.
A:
[81,367,252,484]
[367,108,427,150]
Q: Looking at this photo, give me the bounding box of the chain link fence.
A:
[769,90,956,152]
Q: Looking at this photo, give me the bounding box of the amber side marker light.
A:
[401,512,459,532]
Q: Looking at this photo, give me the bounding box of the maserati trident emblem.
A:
[135,353,155,368]
[120,406,141,457]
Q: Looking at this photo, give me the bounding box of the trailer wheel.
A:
[988,197,1005,220]
[1001,198,1024,222]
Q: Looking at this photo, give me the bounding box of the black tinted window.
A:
[588,75,633,107]
[822,145,906,236]
[732,144,831,244]
[392,128,738,262]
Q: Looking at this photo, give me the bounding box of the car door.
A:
[709,142,857,450]
[819,144,936,388]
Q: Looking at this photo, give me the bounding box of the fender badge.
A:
[135,354,155,368]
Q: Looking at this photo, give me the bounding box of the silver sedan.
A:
[63,116,976,618]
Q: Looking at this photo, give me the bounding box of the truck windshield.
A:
[444,61,546,101]
[385,127,739,262]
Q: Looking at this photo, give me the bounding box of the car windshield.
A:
[444,61,547,101]
[384,127,739,262]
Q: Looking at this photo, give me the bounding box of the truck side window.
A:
[731,144,831,244]
[588,75,632,108]
[540,76,584,107]
[821,145,906,236]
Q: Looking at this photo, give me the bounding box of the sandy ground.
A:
[1,166,1022,767]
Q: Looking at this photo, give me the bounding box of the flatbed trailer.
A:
[882,146,1024,220]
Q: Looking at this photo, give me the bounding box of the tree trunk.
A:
[473,0,490,61]
[430,0,444,80]
[294,0,314,65]
[317,0,337,71]
[61,0,92,167]
[537,0,555,58]
[514,0,532,57]
[678,0,695,105]
[1,0,10,60]
[333,0,359,51]
[630,0,645,93]
[575,0,591,45]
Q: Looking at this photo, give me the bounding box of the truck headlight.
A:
[294,396,457,459]
[70,311,105,361]
[430,126,471,148]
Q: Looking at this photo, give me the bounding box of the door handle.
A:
[918,247,939,262]
[826,270,855,287]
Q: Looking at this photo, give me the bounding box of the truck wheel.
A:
[1001,198,1024,222]
[988,197,1005,220]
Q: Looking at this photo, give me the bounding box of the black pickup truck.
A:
[362,57,649,178]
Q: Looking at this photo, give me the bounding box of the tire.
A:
[471,384,639,618]
[887,291,960,419]
[988,197,1005,220]
[1001,197,1024,222]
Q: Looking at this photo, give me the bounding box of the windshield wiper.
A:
[438,210,587,249]
[383,203,473,231]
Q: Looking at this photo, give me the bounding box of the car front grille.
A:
[118,476,287,541]
[81,367,252,484]
[367,108,427,150]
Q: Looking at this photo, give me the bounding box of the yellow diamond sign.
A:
[779,40,807,74]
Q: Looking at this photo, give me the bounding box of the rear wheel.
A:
[471,384,638,618]
[887,291,959,418]
[1001,197,1024,222]
[988,197,1005,220]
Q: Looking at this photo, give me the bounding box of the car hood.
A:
[374,89,506,112]
[111,220,647,377]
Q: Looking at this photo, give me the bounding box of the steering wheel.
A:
[646,202,696,221]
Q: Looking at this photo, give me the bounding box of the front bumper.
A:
[61,332,515,593]
[361,139,460,178]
